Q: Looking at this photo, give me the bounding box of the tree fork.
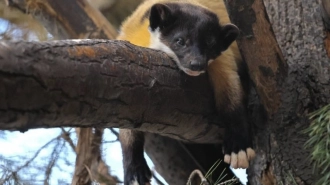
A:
[0,40,223,143]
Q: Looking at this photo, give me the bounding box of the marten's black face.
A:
[148,3,239,76]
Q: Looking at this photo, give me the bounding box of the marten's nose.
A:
[190,60,204,71]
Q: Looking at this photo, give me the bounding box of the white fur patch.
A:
[148,27,204,76]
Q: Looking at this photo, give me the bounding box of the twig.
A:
[217,178,238,185]
[0,132,62,184]
[186,169,209,185]
[44,139,66,185]
[61,127,76,153]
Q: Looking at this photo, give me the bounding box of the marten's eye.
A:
[206,39,216,48]
[175,38,185,46]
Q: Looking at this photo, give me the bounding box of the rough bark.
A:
[225,0,288,117]
[0,40,222,143]
[265,0,329,183]
[6,0,117,39]
[226,0,330,184]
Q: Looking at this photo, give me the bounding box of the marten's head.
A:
[148,3,239,76]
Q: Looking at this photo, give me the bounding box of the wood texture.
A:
[0,40,223,143]
[225,0,288,117]
[230,0,330,184]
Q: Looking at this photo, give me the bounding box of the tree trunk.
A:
[227,0,329,184]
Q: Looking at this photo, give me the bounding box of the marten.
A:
[117,0,256,184]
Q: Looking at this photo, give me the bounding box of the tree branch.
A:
[6,0,117,39]
[0,39,223,143]
[225,0,288,116]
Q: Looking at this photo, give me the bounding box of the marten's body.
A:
[118,1,255,184]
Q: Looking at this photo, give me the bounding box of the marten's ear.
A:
[149,3,173,31]
[221,23,240,51]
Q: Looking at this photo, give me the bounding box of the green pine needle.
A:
[303,104,330,185]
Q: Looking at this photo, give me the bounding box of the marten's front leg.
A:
[209,64,255,169]
[119,129,151,185]
[218,103,255,169]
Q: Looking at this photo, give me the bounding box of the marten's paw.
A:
[223,133,256,169]
[124,160,152,185]
[224,148,255,169]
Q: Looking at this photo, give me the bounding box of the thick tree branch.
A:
[0,39,223,143]
[225,0,329,184]
[225,0,288,116]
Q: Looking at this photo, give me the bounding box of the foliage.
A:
[304,104,330,185]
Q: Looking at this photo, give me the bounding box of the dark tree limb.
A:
[226,0,330,184]
[225,1,288,183]
[0,40,223,143]
[225,0,288,117]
